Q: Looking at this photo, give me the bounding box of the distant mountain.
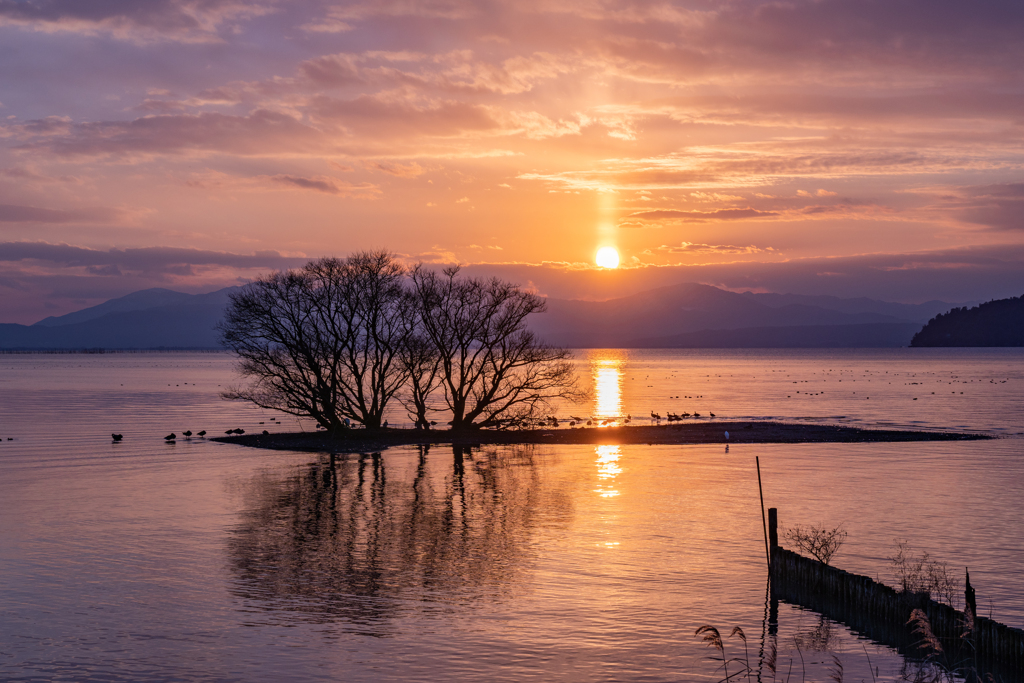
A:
[739,292,968,324]
[0,287,238,349]
[910,295,1024,347]
[531,282,927,348]
[634,323,922,349]
[32,288,197,327]
[0,281,956,350]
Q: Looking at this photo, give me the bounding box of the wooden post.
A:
[966,567,978,618]
[768,508,778,548]
[757,456,770,571]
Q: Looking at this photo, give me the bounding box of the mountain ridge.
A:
[0,282,959,349]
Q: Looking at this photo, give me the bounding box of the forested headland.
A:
[910,295,1024,347]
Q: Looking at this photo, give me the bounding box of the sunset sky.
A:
[2,0,1024,323]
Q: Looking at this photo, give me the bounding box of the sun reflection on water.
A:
[592,357,623,419]
[594,444,621,498]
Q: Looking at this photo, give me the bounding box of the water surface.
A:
[1,349,1021,681]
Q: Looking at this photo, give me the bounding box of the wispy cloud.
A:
[0,0,274,43]
[628,208,778,223]
[657,242,773,254]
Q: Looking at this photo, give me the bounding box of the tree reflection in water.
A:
[228,444,567,632]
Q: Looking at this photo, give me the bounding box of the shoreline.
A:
[212,421,991,453]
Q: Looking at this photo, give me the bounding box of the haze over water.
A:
[1,349,1022,681]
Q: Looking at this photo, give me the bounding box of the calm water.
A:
[1,349,1022,682]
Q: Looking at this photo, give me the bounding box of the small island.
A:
[214,421,990,454]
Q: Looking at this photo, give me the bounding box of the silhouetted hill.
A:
[910,295,1024,347]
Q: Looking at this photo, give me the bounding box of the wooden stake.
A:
[757,455,770,571]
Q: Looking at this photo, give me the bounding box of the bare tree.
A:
[219,251,412,431]
[409,265,584,431]
[785,524,847,565]
[399,329,442,429]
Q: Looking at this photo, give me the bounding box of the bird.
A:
[183,430,192,439]
[709,413,716,418]
[233,428,245,434]
[725,431,730,440]
[262,430,269,435]
[197,430,206,438]
[383,420,389,428]
[164,433,176,441]
[693,412,701,418]
[111,433,123,442]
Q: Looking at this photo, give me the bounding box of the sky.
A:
[2,0,1024,323]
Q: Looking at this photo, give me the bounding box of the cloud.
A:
[658,242,771,254]
[0,241,306,271]
[925,182,1024,231]
[0,204,123,223]
[266,174,381,197]
[0,166,79,183]
[363,160,426,178]
[628,208,779,222]
[11,109,326,159]
[0,0,273,43]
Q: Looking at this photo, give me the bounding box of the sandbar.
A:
[213,421,990,453]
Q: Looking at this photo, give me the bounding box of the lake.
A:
[1,349,1022,681]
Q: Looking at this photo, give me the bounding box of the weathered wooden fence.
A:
[768,509,1024,678]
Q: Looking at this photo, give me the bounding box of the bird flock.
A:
[109,417,287,442]
[108,428,247,442]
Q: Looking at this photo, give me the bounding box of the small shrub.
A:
[786,524,847,565]
[888,540,961,608]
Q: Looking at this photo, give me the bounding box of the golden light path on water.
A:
[591,351,626,504]
[591,354,623,419]
[594,444,622,500]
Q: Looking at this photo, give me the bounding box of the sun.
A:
[596,246,620,269]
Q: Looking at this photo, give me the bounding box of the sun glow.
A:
[596,247,619,269]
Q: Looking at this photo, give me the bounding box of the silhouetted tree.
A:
[399,330,442,429]
[409,265,584,431]
[219,251,411,431]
